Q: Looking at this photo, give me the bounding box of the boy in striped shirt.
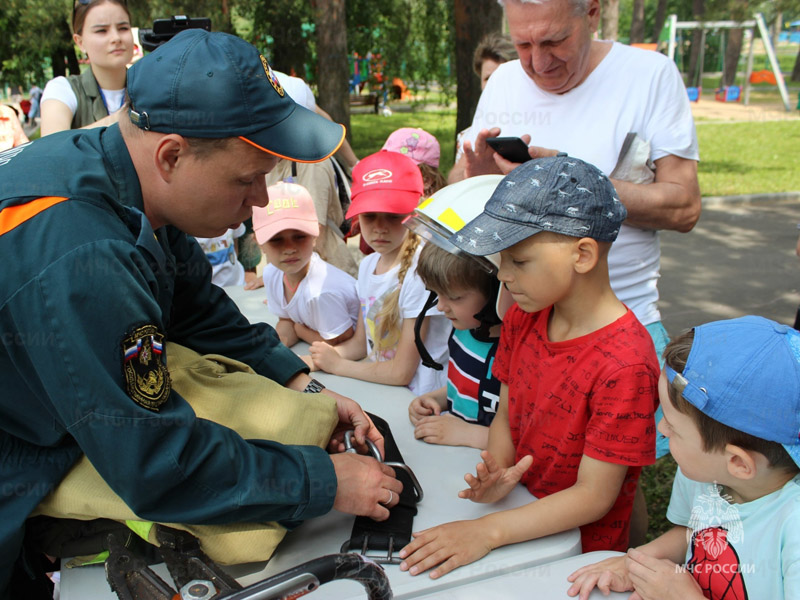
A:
[407,242,503,449]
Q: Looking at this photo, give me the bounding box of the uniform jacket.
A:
[0,126,336,593]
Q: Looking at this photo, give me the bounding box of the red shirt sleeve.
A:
[583,364,658,466]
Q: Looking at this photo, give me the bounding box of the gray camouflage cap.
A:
[449,153,627,256]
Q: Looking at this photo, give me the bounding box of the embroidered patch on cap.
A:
[121,324,171,411]
[260,55,284,97]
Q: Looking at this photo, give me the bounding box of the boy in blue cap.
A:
[568,315,800,600]
[398,154,659,578]
[0,30,400,597]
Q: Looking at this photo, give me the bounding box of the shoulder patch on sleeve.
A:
[121,324,171,411]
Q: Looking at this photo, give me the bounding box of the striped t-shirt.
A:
[446,328,500,427]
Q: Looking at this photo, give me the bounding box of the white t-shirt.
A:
[195,225,246,288]
[274,71,317,112]
[263,252,359,340]
[467,43,699,327]
[41,76,126,116]
[666,468,800,599]
[357,245,451,395]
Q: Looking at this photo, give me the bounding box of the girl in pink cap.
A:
[253,181,360,352]
[382,127,446,198]
[309,151,451,395]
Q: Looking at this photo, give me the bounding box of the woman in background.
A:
[453,33,518,165]
[41,0,133,135]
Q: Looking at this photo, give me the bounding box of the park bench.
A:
[349,92,379,113]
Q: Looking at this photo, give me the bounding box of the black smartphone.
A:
[486,137,532,164]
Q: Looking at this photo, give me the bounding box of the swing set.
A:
[665,12,792,111]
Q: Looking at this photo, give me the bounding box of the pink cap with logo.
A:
[346,151,424,219]
[253,181,320,244]
[381,127,440,168]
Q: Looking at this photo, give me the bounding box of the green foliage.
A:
[346,0,454,98]
[128,0,234,33]
[235,0,454,99]
[235,0,315,79]
[0,0,235,90]
[0,0,71,87]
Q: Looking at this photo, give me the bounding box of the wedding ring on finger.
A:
[383,490,394,505]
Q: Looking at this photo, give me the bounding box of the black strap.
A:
[291,160,298,179]
[341,414,418,563]
[414,290,444,371]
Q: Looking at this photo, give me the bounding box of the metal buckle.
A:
[343,431,424,502]
[340,534,402,565]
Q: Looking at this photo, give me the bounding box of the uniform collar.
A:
[100,124,144,214]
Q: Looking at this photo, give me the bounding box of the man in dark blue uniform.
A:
[0,30,401,597]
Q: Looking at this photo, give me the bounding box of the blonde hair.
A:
[372,232,421,356]
[419,163,446,198]
[417,243,494,299]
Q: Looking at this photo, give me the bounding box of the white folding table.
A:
[60,286,583,599]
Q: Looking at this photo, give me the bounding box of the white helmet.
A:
[405,175,503,274]
[405,175,513,321]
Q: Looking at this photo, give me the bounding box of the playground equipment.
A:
[666,12,792,110]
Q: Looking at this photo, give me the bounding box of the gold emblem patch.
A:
[121,325,171,411]
[260,55,284,97]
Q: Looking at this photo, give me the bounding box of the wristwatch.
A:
[303,378,326,394]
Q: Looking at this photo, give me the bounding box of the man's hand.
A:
[408,394,442,425]
[566,554,634,600]
[463,127,504,178]
[625,548,703,600]
[459,450,533,504]
[322,387,386,456]
[399,520,493,579]
[309,341,343,374]
[465,129,559,178]
[331,453,402,520]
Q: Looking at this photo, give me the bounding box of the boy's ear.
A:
[572,238,599,274]
[725,444,759,480]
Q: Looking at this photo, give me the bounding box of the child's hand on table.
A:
[459,450,533,504]
[408,393,441,424]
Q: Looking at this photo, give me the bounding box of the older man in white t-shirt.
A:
[450,0,700,353]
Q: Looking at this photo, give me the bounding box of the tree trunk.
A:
[652,0,668,42]
[630,0,645,44]
[721,28,743,87]
[686,0,705,87]
[314,0,352,141]
[219,0,233,34]
[51,51,66,78]
[600,0,619,41]
[792,46,800,82]
[453,0,503,139]
[687,29,703,87]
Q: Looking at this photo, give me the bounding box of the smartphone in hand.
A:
[486,137,532,164]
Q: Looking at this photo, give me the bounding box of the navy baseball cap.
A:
[449,154,627,256]
[126,29,345,163]
[665,316,800,468]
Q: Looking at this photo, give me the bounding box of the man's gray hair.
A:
[497,0,590,14]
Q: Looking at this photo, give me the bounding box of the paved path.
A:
[659,198,800,336]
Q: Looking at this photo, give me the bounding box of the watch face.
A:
[304,378,325,393]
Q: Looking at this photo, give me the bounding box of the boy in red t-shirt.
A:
[399,154,659,579]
